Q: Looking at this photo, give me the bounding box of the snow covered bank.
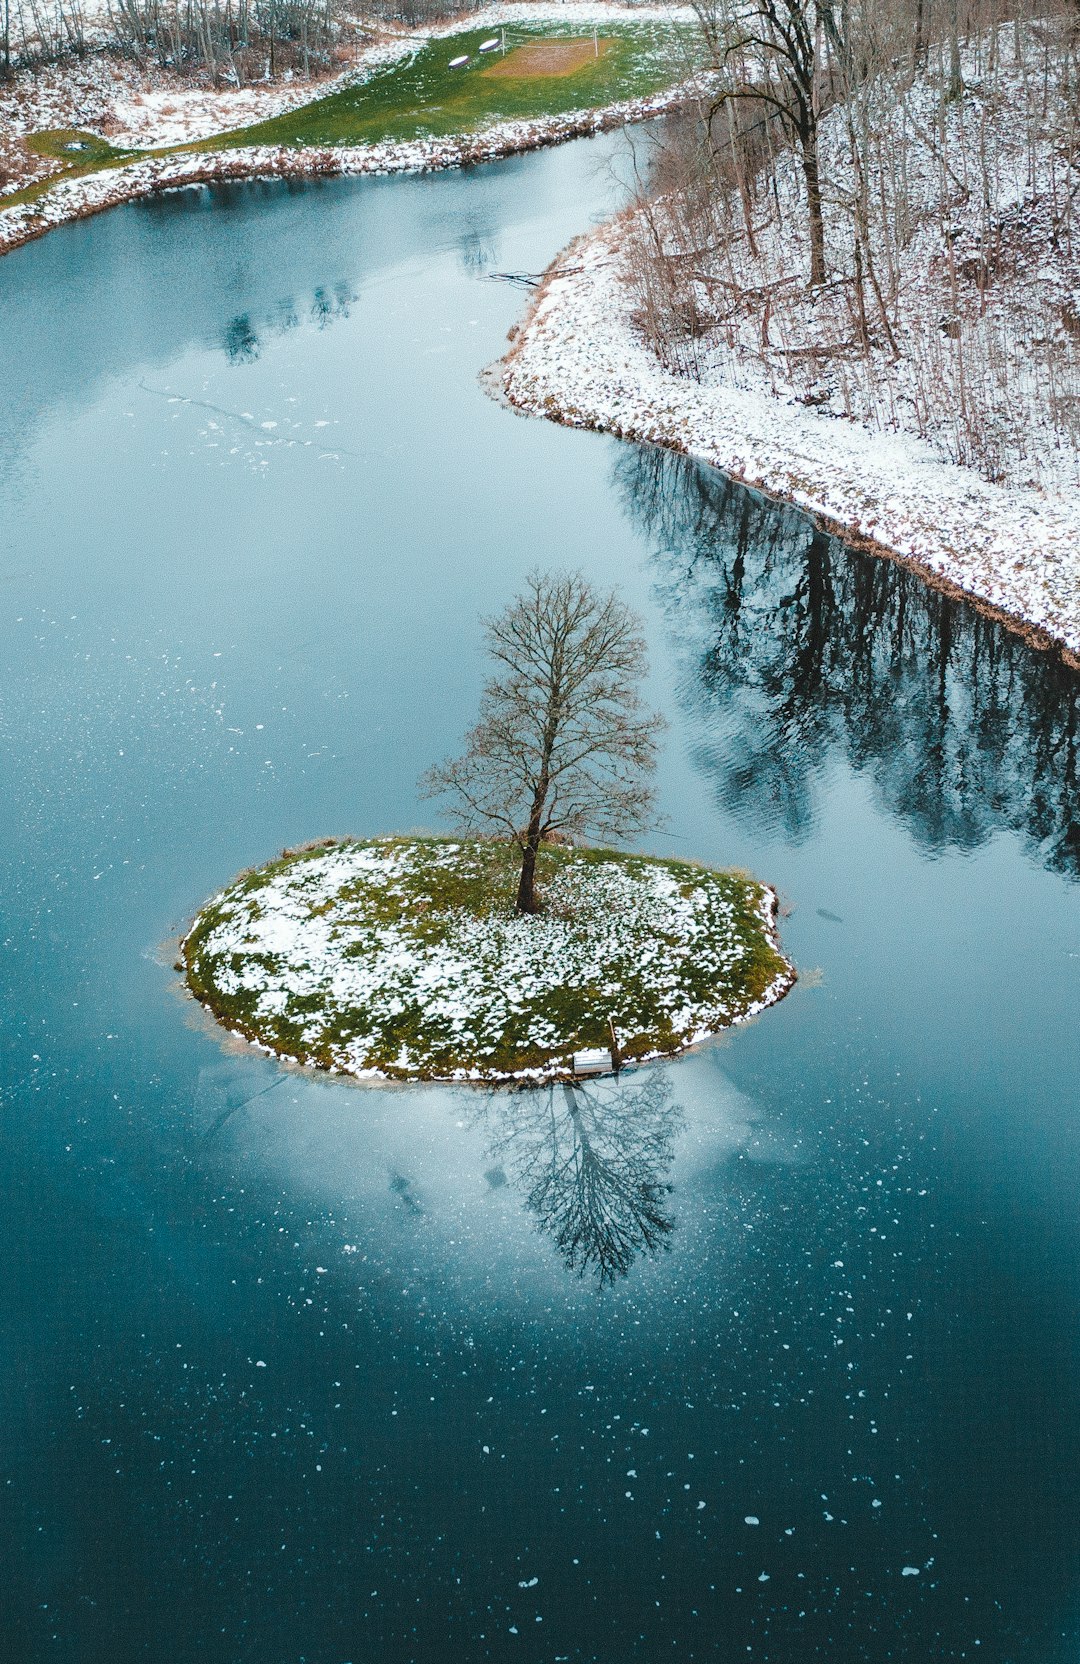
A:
[0,55,703,259]
[0,1,701,239]
[182,837,794,1083]
[497,224,1080,665]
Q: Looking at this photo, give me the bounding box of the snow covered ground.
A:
[0,40,367,159]
[103,39,413,150]
[182,837,793,1082]
[498,223,1080,662]
[634,33,1080,499]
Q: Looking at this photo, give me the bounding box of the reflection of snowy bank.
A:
[498,227,1080,665]
[0,75,699,260]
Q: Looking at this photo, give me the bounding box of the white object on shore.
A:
[573,1048,613,1078]
[449,53,469,67]
[479,37,500,51]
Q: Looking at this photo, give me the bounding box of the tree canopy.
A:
[422,570,665,913]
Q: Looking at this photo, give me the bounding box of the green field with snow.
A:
[182,836,792,1082]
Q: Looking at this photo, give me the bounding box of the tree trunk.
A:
[516,829,542,914]
[802,135,827,285]
[515,685,559,912]
[947,0,963,100]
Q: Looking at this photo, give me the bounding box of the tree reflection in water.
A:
[221,281,357,364]
[616,446,1080,876]
[478,1073,682,1285]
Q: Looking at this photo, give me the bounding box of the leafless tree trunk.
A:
[708,0,834,284]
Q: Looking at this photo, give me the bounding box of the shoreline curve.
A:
[494,226,1080,671]
[0,80,700,263]
[180,837,796,1087]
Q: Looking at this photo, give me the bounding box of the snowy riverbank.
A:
[497,224,1080,665]
[0,1,701,258]
[0,73,698,259]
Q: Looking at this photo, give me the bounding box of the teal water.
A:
[1,136,1078,1663]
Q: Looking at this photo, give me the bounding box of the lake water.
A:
[1,133,1078,1663]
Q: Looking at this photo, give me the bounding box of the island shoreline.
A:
[180,838,796,1087]
[181,939,797,1089]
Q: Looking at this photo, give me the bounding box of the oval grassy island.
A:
[181,837,795,1082]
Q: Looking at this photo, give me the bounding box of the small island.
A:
[181,835,794,1082]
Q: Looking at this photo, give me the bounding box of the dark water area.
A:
[0,135,1078,1664]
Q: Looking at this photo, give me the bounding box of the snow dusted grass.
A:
[497,225,1080,663]
[210,18,698,149]
[182,836,793,1083]
[0,4,704,249]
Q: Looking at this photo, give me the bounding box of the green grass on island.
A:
[181,836,794,1083]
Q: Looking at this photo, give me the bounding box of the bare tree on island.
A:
[422,571,665,915]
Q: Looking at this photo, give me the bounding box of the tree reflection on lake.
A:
[222,281,357,363]
[617,446,1080,876]
[477,1072,682,1285]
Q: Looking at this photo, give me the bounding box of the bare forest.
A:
[2,0,351,80]
[622,0,1080,492]
[0,0,473,84]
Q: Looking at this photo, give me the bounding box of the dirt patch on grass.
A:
[482,38,614,79]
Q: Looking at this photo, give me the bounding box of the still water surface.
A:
[1,134,1078,1663]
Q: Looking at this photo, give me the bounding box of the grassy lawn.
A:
[2,21,698,218]
[182,835,793,1083]
[4,128,140,210]
[205,22,701,150]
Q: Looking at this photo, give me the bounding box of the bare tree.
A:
[421,571,665,915]
[706,0,840,284]
[623,0,1080,488]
